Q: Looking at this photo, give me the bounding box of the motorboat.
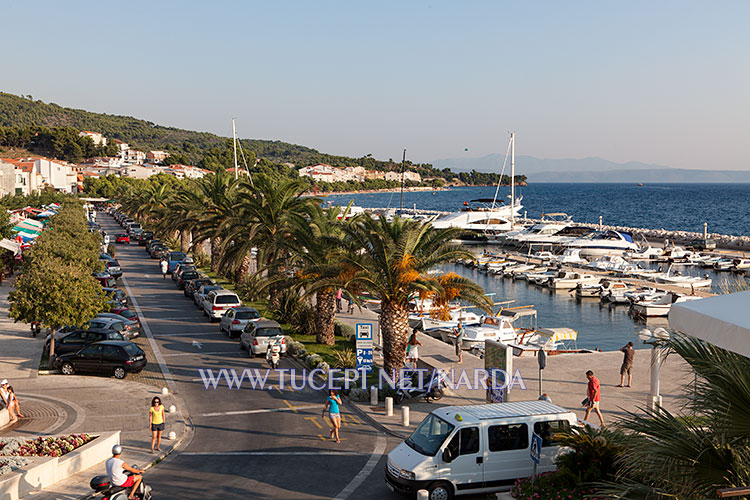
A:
[504,213,572,248]
[630,293,702,317]
[502,263,536,278]
[731,258,750,272]
[419,309,483,334]
[563,230,639,257]
[528,270,561,286]
[514,267,550,281]
[713,259,734,271]
[529,225,596,248]
[439,315,517,349]
[556,248,588,266]
[628,245,664,261]
[547,272,600,290]
[431,198,519,234]
[532,251,556,262]
[653,265,712,289]
[662,246,695,262]
[575,283,603,298]
[598,280,634,303]
[586,255,634,272]
[625,287,667,304]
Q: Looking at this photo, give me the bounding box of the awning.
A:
[18,219,44,229]
[669,291,750,358]
[16,221,43,232]
[537,327,578,342]
[12,225,41,235]
[0,238,21,255]
[36,210,57,218]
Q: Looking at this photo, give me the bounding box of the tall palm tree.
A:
[344,215,493,374]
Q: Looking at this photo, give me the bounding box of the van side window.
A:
[446,427,480,458]
[533,420,570,447]
[488,423,529,451]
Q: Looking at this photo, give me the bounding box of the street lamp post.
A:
[638,327,670,411]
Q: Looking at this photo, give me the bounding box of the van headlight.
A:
[399,469,415,480]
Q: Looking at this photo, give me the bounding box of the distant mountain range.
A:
[431,154,750,183]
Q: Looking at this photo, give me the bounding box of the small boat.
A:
[575,283,602,298]
[713,259,734,271]
[654,266,712,289]
[555,248,588,265]
[731,258,750,271]
[547,272,600,290]
[502,263,536,278]
[532,251,556,262]
[630,293,702,317]
[625,287,667,304]
[628,245,664,261]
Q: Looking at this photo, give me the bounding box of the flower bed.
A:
[511,472,605,500]
[0,457,30,477]
[0,434,94,458]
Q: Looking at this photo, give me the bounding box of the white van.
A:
[385,401,577,499]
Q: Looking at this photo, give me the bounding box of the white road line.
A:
[200,405,319,417]
[181,451,368,456]
[148,316,207,321]
[162,350,242,358]
[334,434,387,500]
[120,276,176,392]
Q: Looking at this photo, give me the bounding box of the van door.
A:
[440,426,483,493]
[482,422,532,490]
[532,419,571,473]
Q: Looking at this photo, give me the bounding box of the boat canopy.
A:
[537,327,578,342]
[499,308,538,321]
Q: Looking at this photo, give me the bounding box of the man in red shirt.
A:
[584,370,604,427]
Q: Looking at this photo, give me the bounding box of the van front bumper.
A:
[385,466,431,497]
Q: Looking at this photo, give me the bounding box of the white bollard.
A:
[161,387,169,396]
[168,431,177,440]
[169,405,177,413]
[417,490,429,500]
[385,397,393,417]
[402,406,410,427]
[370,386,378,406]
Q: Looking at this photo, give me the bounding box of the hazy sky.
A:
[2,1,749,170]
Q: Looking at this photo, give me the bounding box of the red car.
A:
[110,307,141,331]
[115,233,130,244]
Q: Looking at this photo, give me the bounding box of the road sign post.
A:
[355,323,374,374]
[530,432,542,484]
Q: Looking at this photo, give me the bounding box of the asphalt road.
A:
[101,214,399,499]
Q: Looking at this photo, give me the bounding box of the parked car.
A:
[686,238,717,251]
[99,253,115,262]
[220,307,261,338]
[172,264,196,283]
[151,245,168,259]
[240,320,286,356]
[93,272,116,288]
[184,278,213,298]
[166,252,187,273]
[56,341,147,379]
[194,284,223,308]
[139,231,154,245]
[146,239,163,254]
[202,289,242,321]
[104,259,122,279]
[115,233,130,244]
[96,313,140,338]
[46,328,125,356]
[110,308,141,331]
[102,287,128,307]
[176,270,200,289]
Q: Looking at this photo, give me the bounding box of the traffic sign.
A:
[530,432,542,465]
[356,323,374,372]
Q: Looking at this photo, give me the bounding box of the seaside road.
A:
[100,215,400,499]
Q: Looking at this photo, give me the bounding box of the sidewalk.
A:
[0,277,190,499]
[345,315,692,439]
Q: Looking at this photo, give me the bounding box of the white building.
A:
[120,164,159,179]
[298,164,366,183]
[124,150,146,164]
[146,151,170,164]
[384,171,421,183]
[0,161,15,196]
[79,131,107,146]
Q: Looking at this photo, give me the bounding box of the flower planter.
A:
[0,409,9,429]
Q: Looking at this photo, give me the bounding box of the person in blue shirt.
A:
[323,390,342,443]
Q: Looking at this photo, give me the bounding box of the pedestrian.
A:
[452,320,465,363]
[346,295,354,314]
[0,380,22,421]
[148,396,165,452]
[618,341,635,387]
[583,370,605,427]
[336,289,343,313]
[160,258,168,279]
[405,329,422,369]
[322,389,342,443]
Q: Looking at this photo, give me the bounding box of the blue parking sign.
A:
[356,324,374,373]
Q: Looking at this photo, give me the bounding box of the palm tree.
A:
[344,215,493,374]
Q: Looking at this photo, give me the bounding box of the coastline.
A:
[305,186,449,196]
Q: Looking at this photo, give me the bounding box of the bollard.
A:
[161,387,169,396]
[417,489,429,500]
[168,431,177,440]
[370,386,378,406]
[169,405,177,413]
[385,397,393,417]
[402,406,410,427]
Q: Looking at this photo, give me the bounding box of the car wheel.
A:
[427,482,454,500]
[114,367,127,379]
[61,362,75,375]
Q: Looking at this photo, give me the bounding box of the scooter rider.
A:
[106,445,145,500]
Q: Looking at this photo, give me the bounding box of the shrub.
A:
[236,274,269,303]
[305,353,323,368]
[287,340,305,355]
[192,248,210,269]
[334,321,355,340]
[511,472,597,500]
[554,425,625,486]
[106,246,116,258]
[332,348,355,369]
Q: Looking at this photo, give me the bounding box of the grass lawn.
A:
[290,333,355,368]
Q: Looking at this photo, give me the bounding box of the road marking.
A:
[152,332,220,337]
[192,340,203,349]
[333,434,387,500]
[283,399,298,413]
[121,276,176,392]
[180,451,367,456]
[162,351,241,357]
[304,416,323,429]
[318,434,347,442]
[200,405,319,417]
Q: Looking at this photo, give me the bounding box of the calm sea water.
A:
[328,183,750,237]
[329,183,747,350]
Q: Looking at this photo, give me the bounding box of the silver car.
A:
[219,307,261,338]
[240,320,287,356]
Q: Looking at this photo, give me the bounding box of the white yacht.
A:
[628,245,664,261]
[556,248,588,265]
[547,272,600,290]
[504,213,572,248]
[430,198,519,234]
[631,293,702,317]
[563,230,639,257]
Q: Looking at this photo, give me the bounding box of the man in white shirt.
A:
[106,445,145,499]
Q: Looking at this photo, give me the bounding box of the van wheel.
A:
[114,367,127,379]
[61,362,74,375]
[427,481,453,500]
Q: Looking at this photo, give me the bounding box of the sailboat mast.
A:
[232,118,239,181]
[510,132,515,228]
[399,148,406,212]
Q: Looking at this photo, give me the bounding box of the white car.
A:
[202,289,241,321]
[219,307,261,338]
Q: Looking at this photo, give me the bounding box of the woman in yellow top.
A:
[148,396,166,452]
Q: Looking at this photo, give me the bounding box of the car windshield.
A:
[169,252,187,261]
[406,414,455,456]
[216,295,240,305]
[118,310,136,320]
[122,343,142,356]
[255,327,283,337]
[117,234,127,238]
[182,271,199,279]
[110,260,120,266]
[236,310,260,320]
[203,286,221,295]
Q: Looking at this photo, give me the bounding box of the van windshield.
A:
[406,414,454,456]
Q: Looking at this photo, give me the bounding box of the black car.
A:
[176,270,200,289]
[151,245,168,259]
[56,341,146,379]
[48,328,125,356]
[139,231,154,245]
[185,278,213,298]
[102,287,128,307]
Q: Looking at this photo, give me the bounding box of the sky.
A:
[2,1,749,170]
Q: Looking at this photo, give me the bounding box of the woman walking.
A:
[160,258,168,279]
[405,330,422,369]
[322,390,342,443]
[148,396,166,452]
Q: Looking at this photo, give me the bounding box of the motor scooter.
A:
[30,321,41,338]
[266,337,283,369]
[88,468,152,500]
[395,369,447,404]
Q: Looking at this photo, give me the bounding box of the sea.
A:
[328,183,749,351]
